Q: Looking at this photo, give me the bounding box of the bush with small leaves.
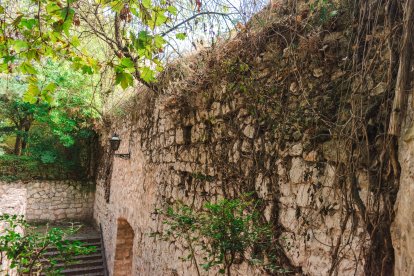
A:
[0,214,96,276]
[158,195,284,276]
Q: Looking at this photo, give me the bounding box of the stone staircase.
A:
[40,232,107,276]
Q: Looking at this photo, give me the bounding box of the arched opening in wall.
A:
[114,218,134,276]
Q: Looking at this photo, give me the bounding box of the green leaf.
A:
[12,40,28,52]
[20,18,37,30]
[71,36,81,47]
[46,2,61,15]
[142,0,152,9]
[23,83,40,104]
[81,65,93,74]
[167,6,177,15]
[115,72,133,89]
[110,1,124,12]
[0,63,8,73]
[153,11,168,26]
[12,15,24,26]
[153,35,165,48]
[140,67,155,83]
[43,82,57,94]
[175,33,186,40]
[120,57,135,69]
[40,151,57,164]
[20,62,38,75]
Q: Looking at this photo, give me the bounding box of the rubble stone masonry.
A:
[0,180,94,222]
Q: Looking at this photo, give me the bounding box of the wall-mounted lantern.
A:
[109,133,131,159]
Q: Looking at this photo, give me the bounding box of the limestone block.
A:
[243,125,255,139]
[176,128,184,145]
[289,143,303,156]
[289,158,306,184]
[296,184,312,207]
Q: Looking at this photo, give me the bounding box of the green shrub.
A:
[158,195,282,276]
[0,214,96,276]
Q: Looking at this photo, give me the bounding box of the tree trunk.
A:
[14,125,23,156]
[21,120,32,151]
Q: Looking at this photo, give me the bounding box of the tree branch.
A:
[161,11,232,37]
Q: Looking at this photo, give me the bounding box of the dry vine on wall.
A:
[331,0,413,275]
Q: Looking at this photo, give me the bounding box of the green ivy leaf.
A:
[110,1,124,13]
[71,35,80,47]
[0,63,8,73]
[43,82,57,93]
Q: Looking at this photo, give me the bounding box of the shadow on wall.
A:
[114,218,134,276]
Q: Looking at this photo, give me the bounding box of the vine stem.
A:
[186,234,201,276]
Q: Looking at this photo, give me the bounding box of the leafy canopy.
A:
[0,60,100,174]
[0,0,177,101]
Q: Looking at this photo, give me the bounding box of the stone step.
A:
[70,253,104,261]
[44,258,103,269]
[39,227,106,275]
[67,236,101,242]
[40,253,103,265]
[41,265,104,276]
[43,244,102,255]
[59,265,105,276]
[45,239,101,249]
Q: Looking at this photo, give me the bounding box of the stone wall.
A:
[0,180,94,222]
[95,119,368,276]
[93,2,410,276]
[93,9,374,273]
[392,98,414,276]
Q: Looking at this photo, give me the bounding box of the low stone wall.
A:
[0,180,95,222]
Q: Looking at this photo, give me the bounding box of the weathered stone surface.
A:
[94,96,369,276]
[392,102,414,276]
[90,3,384,275]
[0,181,94,222]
